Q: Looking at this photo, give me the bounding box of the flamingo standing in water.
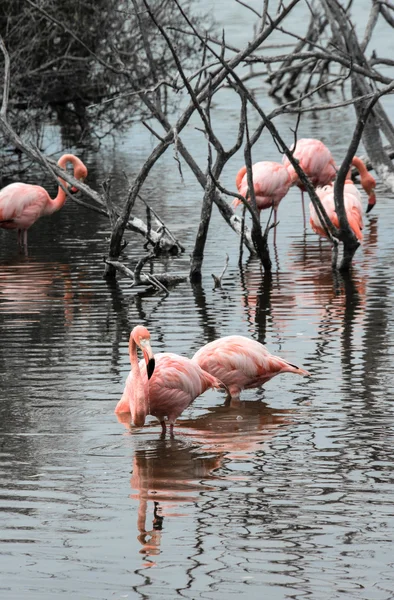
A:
[282,139,377,216]
[193,335,310,400]
[313,156,376,214]
[115,326,225,436]
[309,185,364,241]
[233,161,292,241]
[343,156,376,213]
[0,153,88,251]
[282,138,337,190]
[282,138,337,224]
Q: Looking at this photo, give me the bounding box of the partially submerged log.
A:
[104,258,187,295]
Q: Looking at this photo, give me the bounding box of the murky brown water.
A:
[2,1,394,598]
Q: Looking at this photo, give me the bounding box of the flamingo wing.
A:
[194,336,273,389]
[235,162,291,210]
[283,138,336,187]
[194,336,309,399]
[345,193,363,240]
[309,189,363,240]
[117,353,221,423]
[0,183,48,227]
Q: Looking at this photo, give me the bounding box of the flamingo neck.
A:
[129,335,148,427]
[351,156,368,177]
[351,156,375,193]
[43,154,82,215]
[345,166,352,182]
[235,166,247,190]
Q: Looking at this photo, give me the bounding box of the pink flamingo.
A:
[0,154,88,251]
[309,185,363,241]
[282,138,337,224]
[282,138,337,189]
[115,325,225,436]
[193,335,310,400]
[282,139,377,216]
[314,156,376,214]
[233,161,292,241]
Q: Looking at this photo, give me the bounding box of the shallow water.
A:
[2,2,394,599]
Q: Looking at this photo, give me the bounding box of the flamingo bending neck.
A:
[43,154,87,215]
[350,156,376,212]
[126,326,155,427]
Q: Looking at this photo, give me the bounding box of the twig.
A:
[102,178,117,228]
[145,273,169,295]
[137,194,185,252]
[0,37,10,118]
[211,253,229,289]
[235,0,261,18]
[103,259,135,281]
[134,251,155,284]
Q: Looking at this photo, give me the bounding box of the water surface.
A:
[2,1,394,598]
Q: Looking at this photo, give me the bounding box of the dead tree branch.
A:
[211,253,229,289]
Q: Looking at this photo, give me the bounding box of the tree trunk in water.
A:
[339,238,359,272]
[251,221,272,272]
[352,77,394,192]
[190,177,215,283]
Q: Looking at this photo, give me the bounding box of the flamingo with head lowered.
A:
[282,138,337,224]
[309,185,364,242]
[282,138,377,216]
[0,153,88,251]
[282,138,337,192]
[233,161,292,241]
[345,156,376,214]
[193,335,310,401]
[115,326,226,436]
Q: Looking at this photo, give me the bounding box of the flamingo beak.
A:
[232,197,241,209]
[70,177,85,194]
[146,357,155,380]
[141,341,155,379]
[366,191,376,214]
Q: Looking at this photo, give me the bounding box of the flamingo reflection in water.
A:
[130,440,221,563]
[126,400,296,563]
[280,218,380,378]
[0,258,75,327]
[287,213,379,320]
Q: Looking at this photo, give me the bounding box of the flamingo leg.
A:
[301,190,306,229]
[160,420,167,437]
[273,208,278,244]
[22,229,28,254]
[17,229,28,254]
[169,423,175,438]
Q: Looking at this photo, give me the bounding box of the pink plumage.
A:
[282,138,337,189]
[115,326,225,436]
[233,161,292,211]
[318,156,377,214]
[309,186,363,240]
[0,183,49,229]
[0,154,87,250]
[193,335,310,400]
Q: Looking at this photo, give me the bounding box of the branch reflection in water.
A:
[286,215,379,390]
